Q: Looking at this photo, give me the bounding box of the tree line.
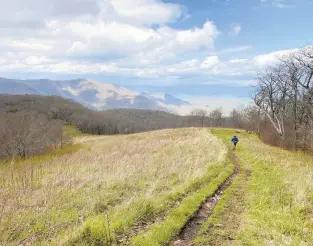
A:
[0,113,62,159]
[252,46,313,150]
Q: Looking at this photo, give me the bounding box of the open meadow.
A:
[0,128,227,245]
[2,127,313,245]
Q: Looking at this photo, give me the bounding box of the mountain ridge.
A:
[0,77,190,113]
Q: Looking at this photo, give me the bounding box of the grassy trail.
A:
[172,151,240,246]
[130,130,237,246]
[195,128,313,245]
[194,129,250,245]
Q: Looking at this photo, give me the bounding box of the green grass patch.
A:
[130,158,234,246]
[192,128,248,245]
[0,143,84,169]
[194,170,248,245]
[237,150,313,245]
[210,128,313,245]
[63,125,86,138]
[65,162,227,246]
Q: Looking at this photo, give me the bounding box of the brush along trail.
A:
[172,151,240,246]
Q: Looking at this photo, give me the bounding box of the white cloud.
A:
[0,0,184,27]
[228,58,249,64]
[24,56,53,65]
[0,0,306,89]
[123,21,219,64]
[107,0,185,25]
[217,45,252,54]
[253,48,299,68]
[129,47,305,82]
[200,56,220,69]
[9,40,53,52]
[261,0,294,8]
[0,44,303,89]
[0,0,218,67]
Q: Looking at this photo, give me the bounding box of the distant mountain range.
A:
[0,77,190,113]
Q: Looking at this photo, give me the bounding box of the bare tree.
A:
[230,109,244,129]
[0,113,62,159]
[254,68,288,145]
[243,106,262,137]
[252,46,313,149]
[209,108,223,127]
[190,109,208,127]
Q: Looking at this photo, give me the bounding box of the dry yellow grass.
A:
[0,128,226,245]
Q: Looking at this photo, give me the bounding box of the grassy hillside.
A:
[195,129,313,245]
[0,128,227,245]
[2,127,312,245]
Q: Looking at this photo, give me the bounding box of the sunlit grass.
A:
[63,125,86,138]
[238,137,313,245]
[197,128,313,245]
[131,157,233,246]
[195,154,247,244]
[0,128,226,245]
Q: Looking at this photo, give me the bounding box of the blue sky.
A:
[0,0,312,113]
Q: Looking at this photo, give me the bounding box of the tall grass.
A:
[237,135,313,245]
[131,158,234,246]
[196,128,313,245]
[0,128,226,245]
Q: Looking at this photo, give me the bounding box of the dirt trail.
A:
[172,151,240,246]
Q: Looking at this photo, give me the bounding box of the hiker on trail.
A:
[231,136,239,150]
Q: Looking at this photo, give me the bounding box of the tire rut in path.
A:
[172,152,240,246]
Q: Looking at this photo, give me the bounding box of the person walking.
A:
[231,136,239,150]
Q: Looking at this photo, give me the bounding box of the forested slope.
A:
[0,94,220,158]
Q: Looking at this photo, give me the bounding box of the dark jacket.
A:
[231,136,239,144]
